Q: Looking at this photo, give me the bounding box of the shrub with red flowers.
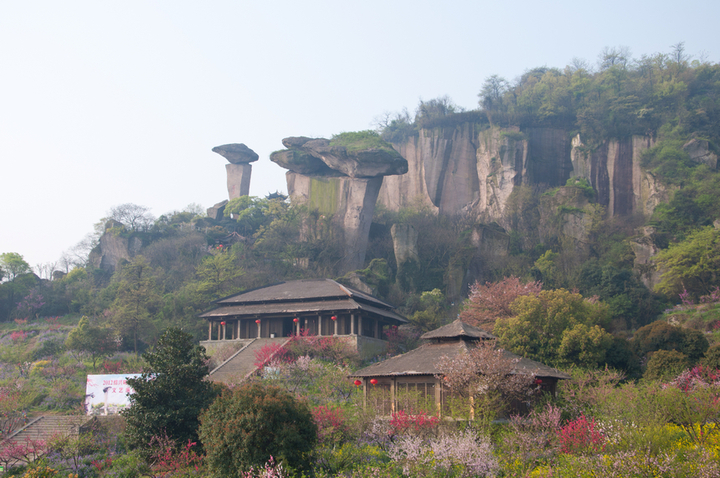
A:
[311,405,349,445]
[10,331,28,342]
[557,414,605,455]
[660,366,720,445]
[149,433,204,475]
[102,360,122,374]
[285,330,358,364]
[389,410,439,436]
[0,438,47,470]
[668,365,720,391]
[91,457,112,471]
[254,342,292,369]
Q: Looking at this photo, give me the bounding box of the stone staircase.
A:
[1,415,93,467]
[3,415,91,444]
[208,337,290,384]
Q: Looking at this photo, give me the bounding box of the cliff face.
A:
[286,172,383,273]
[378,125,669,221]
[570,135,667,217]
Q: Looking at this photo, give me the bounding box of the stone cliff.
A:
[378,125,670,221]
[272,134,408,274]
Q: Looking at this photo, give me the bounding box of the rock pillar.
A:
[212,143,259,200]
[226,163,252,199]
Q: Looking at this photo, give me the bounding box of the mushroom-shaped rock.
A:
[279,133,408,178]
[269,149,342,176]
[212,143,259,164]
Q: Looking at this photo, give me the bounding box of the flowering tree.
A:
[460,276,542,330]
[436,341,535,423]
[388,429,498,477]
[660,365,720,445]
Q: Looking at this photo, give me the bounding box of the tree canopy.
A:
[494,289,613,367]
[123,327,220,458]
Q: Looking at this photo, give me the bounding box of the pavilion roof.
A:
[200,279,408,323]
[350,320,570,380]
[420,319,497,341]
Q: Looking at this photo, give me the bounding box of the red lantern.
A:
[370,378,378,386]
[220,321,226,326]
[293,318,299,323]
[354,379,362,386]
[535,378,542,385]
[331,315,337,321]
[255,319,261,324]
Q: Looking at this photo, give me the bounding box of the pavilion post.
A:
[350,314,355,335]
[358,315,363,337]
[318,315,322,336]
[208,322,212,341]
[257,320,261,338]
[334,317,338,336]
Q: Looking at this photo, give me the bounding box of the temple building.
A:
[199,279,408,358]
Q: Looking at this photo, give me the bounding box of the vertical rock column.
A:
[339,176,384,273]
[212,143,259,200]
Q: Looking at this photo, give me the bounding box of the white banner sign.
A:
[85,374,141,416]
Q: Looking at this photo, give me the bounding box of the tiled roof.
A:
[351,320,570,380]
[216,279,391,307]
[420,319,497,340]
[200,279,407,323]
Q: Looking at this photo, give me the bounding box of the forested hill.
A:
[1,46,720,373]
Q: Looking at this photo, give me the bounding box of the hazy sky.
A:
[2,1,719,271]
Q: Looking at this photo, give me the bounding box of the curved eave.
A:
[199,298,408,324]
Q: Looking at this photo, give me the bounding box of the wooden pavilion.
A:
[349,319,570,416]
[199,279,408,357]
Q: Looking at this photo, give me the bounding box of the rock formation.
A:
[212,143,259,199]
[206,200,228,220]
[272,136,408,273]
[630,226,663,290]
[683,138,718,169]
[378,125,673,221]
[88,220,143,273]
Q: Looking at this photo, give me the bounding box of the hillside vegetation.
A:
[1,44,720,477]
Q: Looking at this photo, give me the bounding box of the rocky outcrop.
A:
[278,137,407,178]
[391,224,419,267]
[212,143,258,199]
[538,187,601,263]
[683,139,718,169]
[391,224,420,291]
[378,125,571,219]
[276,135,408,274]
[88,223,143,273]
[269,148,339,176]
[378,125,671,222]
[570,134,669,217]
[212,143,259,164]
[630,226,663,290]
[225,164,252,200]
[285,172,384,273]
[207,200,228,220]
[475,127,528,224]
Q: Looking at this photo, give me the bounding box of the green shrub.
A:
[329,130,397,154]
[702,344,720,369]
[199,382,317,476]
[644,349,691,380]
